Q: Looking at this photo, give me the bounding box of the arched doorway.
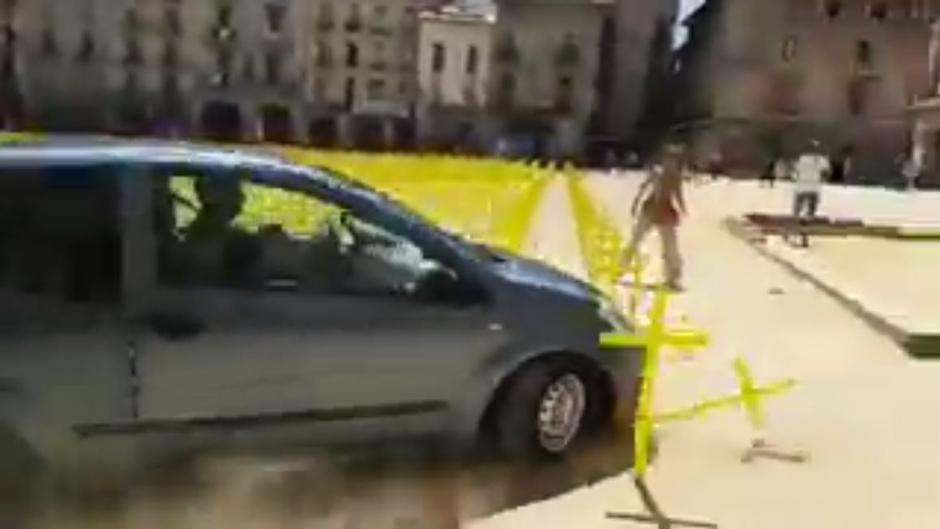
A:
[260,104,294,144]
[199,101,243,142]
[352,116,384,151]
[393,117,416,150]
[308,116,338,148]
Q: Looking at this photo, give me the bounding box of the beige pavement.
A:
[760,236,940,334]
[472,174,940,529]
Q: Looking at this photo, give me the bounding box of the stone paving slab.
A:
[728,223,940,357]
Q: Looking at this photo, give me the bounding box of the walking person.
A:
[774,155,792,185]
[788,139,829,247]
[829,146,852,185]
[902,153,921,191]
[759,155,777,187]
[619,143,688,292]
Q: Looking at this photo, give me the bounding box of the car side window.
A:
[0,165,123,329]
[151,169,457,300]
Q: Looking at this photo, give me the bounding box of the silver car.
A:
[0,139,639,484]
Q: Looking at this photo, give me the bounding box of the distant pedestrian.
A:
[829,146,852,184]
[902,154,920,191]
[620,143,688,291]
[774,156,792,183]
[702,151,721,182]
[788,139,829,246]
[759,156,777,187]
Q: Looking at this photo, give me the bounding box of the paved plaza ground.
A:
[472,175,940,529]
[22,175,940,529]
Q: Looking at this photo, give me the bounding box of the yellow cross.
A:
[600,288,710,477]
[651,357,795,429]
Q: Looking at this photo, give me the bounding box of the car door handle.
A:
[143,312,206,341]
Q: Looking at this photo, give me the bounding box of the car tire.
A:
[495,361,597,460]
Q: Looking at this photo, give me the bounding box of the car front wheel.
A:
[496,362,597,459]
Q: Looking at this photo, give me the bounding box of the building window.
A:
[431,42,445,73]
[856,40,873,69]
[823,0,842,19]
[162,41,178,69]
[165,6,182,36]
[40,26,57,58]
[124,8,140,32]
[371,40,386,70]
[1,23,14,49]
[344,77,356,110]
[77,32,95,63]
[213,3,235,44]
[367,78,385,99]
[317,3,334,30]
[312,76,326,100]
[466,45,478,75]
[124,37,142,66]
[346,42,359,67]
[264,52,280,84]
[265,3,286,34]
[497,73,515,108]
[556,34,580,67]
[556,76,573,113]
[868,2,888,20]
[218,3,233,26]
[495,35,520,64]
[782,36,797,61]
[345,3,363,32]
[315,41,332,68]
[214,48,233,86]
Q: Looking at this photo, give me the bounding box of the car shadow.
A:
[15,431,639,529]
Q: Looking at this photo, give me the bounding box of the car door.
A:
[0,163,133,469]
[128,165,505,433]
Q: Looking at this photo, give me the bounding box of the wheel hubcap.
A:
[536,373,587,453]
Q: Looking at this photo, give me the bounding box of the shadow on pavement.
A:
[10,431,636,529]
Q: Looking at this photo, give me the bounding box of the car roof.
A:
[0,135,307,176]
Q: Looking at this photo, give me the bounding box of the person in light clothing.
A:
[789,139,829,246]
[620,143,688,291]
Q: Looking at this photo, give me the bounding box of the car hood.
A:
[483,245,602,301]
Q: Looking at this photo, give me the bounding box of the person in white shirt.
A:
[789,140,829,246]
[792,140,829,218]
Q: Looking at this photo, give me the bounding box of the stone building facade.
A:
[416,0,610,159]
[674,0,932,181]
[909,20,940,186]
[0,0,447,148]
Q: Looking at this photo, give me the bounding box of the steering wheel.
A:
[326,210,357,254]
